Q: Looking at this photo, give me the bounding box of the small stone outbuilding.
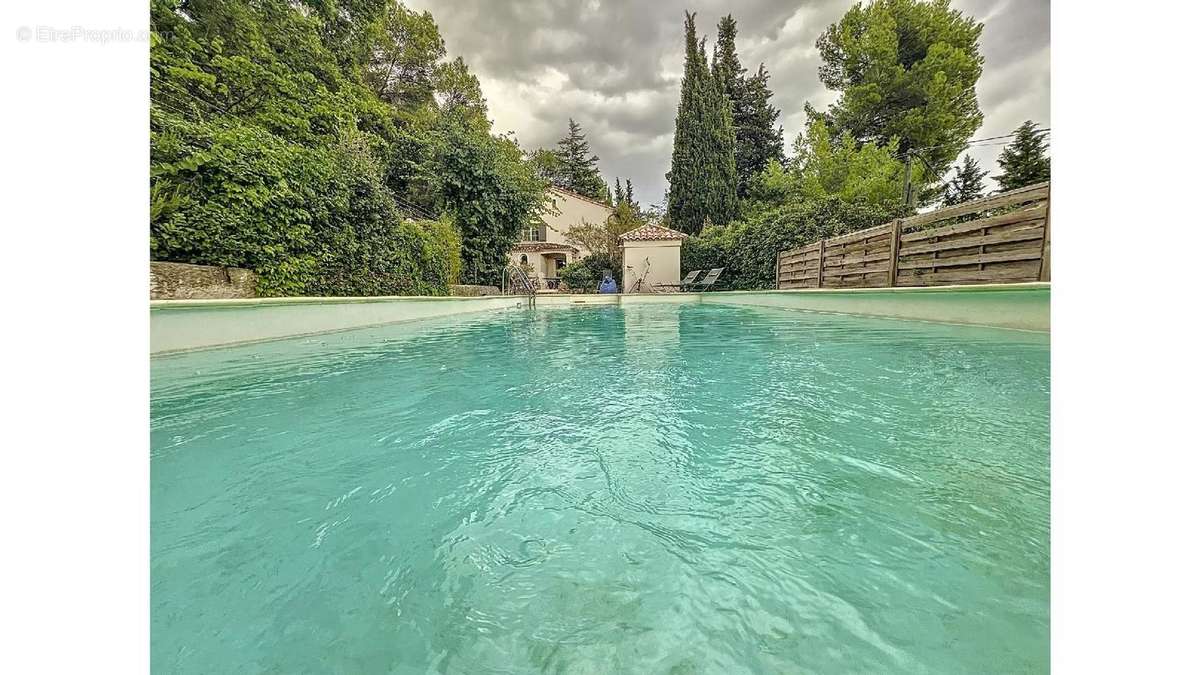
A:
[618,223,689,293]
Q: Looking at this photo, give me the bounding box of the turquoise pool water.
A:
[151,303,1050,673]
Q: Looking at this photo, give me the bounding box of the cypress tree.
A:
[625,179,634,207]
[614,176,625,204]
[712,15,745,104]
[667,12,737,234]
[943,154,988,205]
[995,121,1051,192]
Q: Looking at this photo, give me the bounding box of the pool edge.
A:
[150,283,1049,354]
[699,283,1050,332]
[150,295,528,355]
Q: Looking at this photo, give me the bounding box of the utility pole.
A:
[902,151,914,210]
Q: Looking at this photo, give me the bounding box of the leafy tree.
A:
[815,0,984,174]
[713,16,784,198]
[427,110,546,286]
[667,12,738,234]
[791,118,919,212]
[434,56,486,118]
[150,0,542,295]
[364,2,446,109]
[943,153,988,205]
[312,0,392,74]
[995,121,1051,191]
[551,118,609,201]
[564,201,644,261]
[743,158,798,215]
[529,148,565,185]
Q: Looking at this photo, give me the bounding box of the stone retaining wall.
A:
[450,284,502,297]
[151,262,257,300]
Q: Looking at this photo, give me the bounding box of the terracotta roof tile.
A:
[618,223,690,242]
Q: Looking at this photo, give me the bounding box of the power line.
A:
[964,128,1050,146]
[902,128,1050,205]
[915,126,1050,155]
[151,98,204,120]
[393,194,438,220]
[151,79,233,116]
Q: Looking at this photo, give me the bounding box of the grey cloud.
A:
[408,0,1050,204]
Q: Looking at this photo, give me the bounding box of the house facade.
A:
[509,187,613,289]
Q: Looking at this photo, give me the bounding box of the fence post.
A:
[1038,184,1051,281]
[816,239,826,288]
[887,219,902,287]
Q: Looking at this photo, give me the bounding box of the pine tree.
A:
[942,154,988,205]
[995,121,1051,192]
[712,16,784,198]
[667,12,738,234]
[816,0,984,174]
[553,118,608,201]
[742,65,784,186]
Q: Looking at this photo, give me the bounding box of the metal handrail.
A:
[502,263,538,297]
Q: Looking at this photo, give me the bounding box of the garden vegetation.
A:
[150,0,544,295]
[675,1,1047,290]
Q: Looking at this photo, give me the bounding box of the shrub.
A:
[559,253,622,292]
[682,197,901,290]
[563,202,643,260]
[150,114,456,296]
[149,0,539,297]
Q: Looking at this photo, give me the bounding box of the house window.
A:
[519,254,528,265]
[524,225,544,241]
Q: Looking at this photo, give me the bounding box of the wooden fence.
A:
[776,182,1050,289]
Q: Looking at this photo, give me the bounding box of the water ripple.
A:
[152,303,1049,673]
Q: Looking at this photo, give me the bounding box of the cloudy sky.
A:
[407,0,1050,206]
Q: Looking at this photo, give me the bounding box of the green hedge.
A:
[558,254,622,292]
[681,198,902,290]
[150,114,459,296]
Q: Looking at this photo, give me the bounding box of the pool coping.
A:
[150,283,1049,354]
[150,281,1048,310]
[150,294,526,310]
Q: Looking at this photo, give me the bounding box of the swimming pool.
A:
[151,302,1049,672]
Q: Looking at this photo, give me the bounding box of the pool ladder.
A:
[502,263,538,308]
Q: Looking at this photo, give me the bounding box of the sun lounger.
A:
[655,269,702,292]
[694,267,724,291]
